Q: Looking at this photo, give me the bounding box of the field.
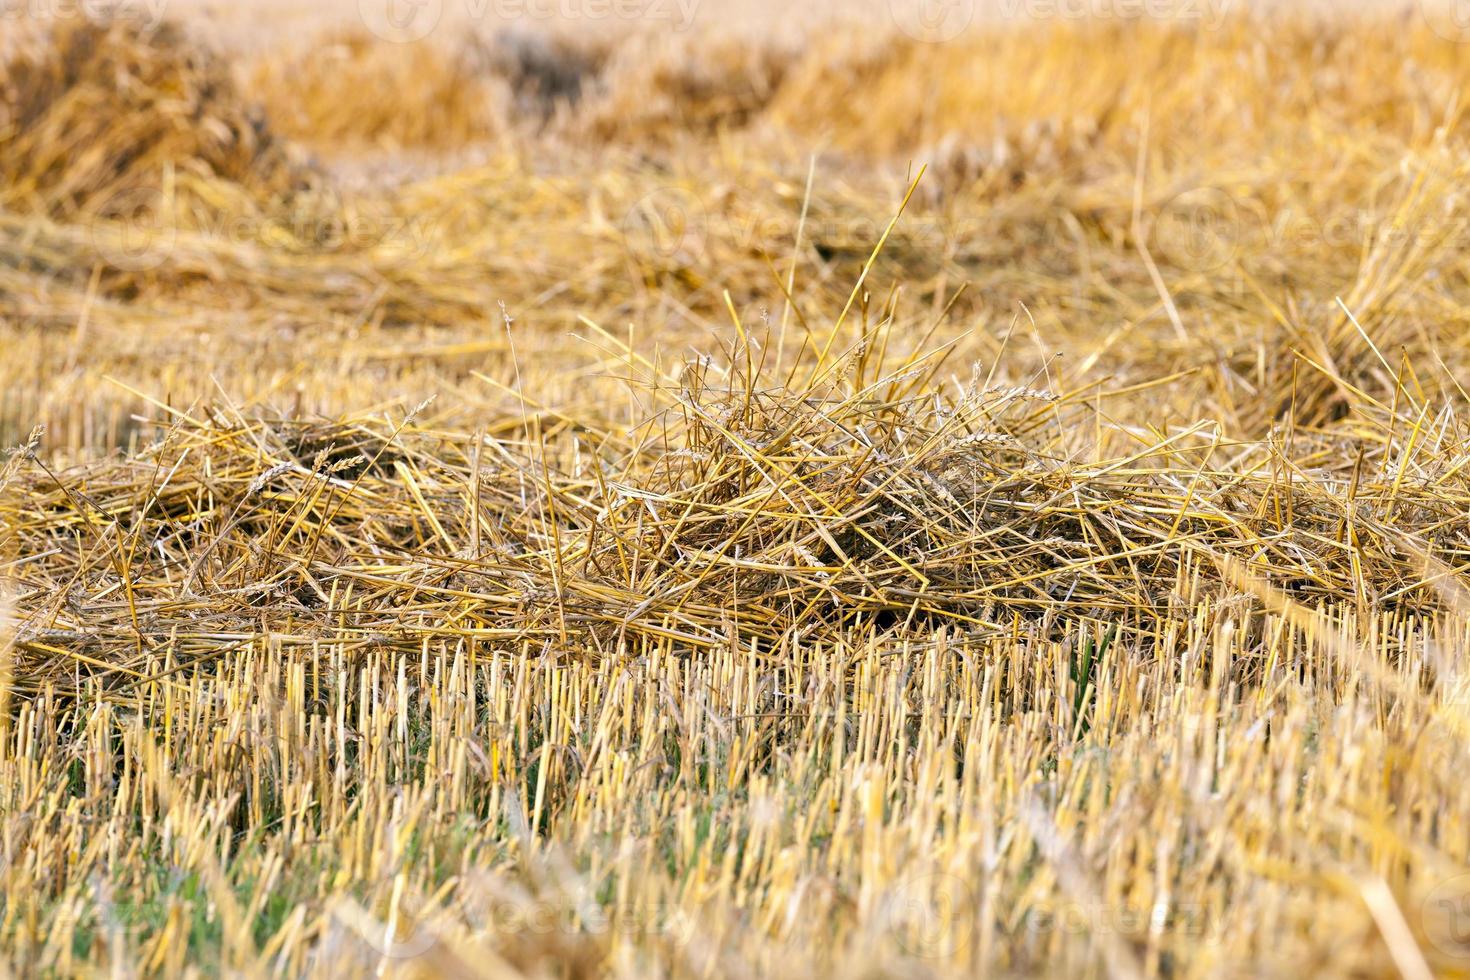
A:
[7,3,1470,977]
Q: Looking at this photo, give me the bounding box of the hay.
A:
[7,313,1468,682]
[8,9,1470,977]
[0,19,302,217]
[249,29,511,153]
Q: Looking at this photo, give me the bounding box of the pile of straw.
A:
[9,11,1470,976]
[8,318,1469,693]
[0,19,303,217]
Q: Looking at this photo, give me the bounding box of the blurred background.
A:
[7,0,1470,457]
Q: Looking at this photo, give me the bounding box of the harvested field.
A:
[6,6,1470,977]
